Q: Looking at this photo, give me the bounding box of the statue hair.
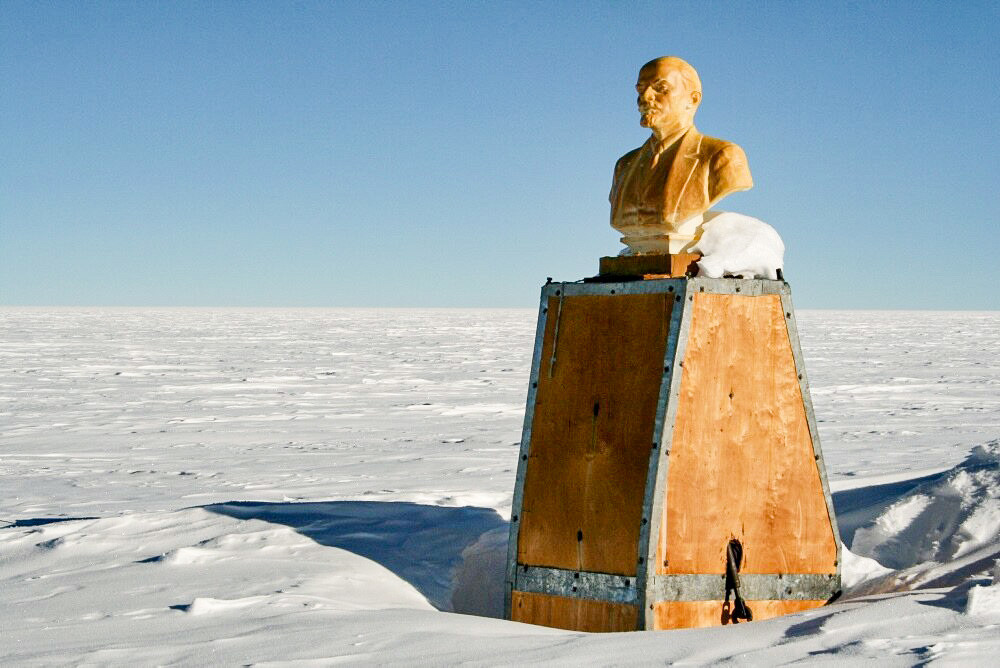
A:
[641,56,702,97]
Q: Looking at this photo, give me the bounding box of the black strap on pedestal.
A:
[723,539,753,624]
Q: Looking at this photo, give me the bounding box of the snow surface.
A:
[690,212,785,280]
[2,306,999,665]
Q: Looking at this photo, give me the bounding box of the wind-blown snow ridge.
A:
[852,440,999,570]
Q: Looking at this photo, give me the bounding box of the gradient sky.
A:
[2,1,998,308]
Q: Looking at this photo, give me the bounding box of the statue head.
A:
[636,56,702,139]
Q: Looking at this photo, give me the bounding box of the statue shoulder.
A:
[613,146,643,178]
[696,132,753,196]
[697,134,747,162]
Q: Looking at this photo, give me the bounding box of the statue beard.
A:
[641,108,692,137]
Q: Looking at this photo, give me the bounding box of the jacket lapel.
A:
[663,127,704,224]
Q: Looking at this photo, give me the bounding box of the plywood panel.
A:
[652,599,825,630]
[519,294,670,575]
[657,293,837,575]
[511,591,639,632]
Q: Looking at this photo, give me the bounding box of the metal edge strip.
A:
[553,277,786,298]
[503,281,555,618]
[648,573,841,602]
[642,280,694,629]
[514,566,639,604]
[511,566,839,605]
[779,287,843,588]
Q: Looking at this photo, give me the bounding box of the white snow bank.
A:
[851,440,1000,569]
[690,212,785,280]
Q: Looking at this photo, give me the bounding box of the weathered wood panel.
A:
[511,591,639,632]
[518,293,671,575]
[652,599,825,630]
[657,293,837,575]
[599,253,700,278]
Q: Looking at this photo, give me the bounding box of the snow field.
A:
[1,307,999,665]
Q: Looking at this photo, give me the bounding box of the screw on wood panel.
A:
[667,286,674,292]
[675,295,681,302]
[641,518,647,525]
[577,530,583,542]
[625,579,630,586]
[593,402,600,417]
[512,515,518,521]
[786,312,791,318]
[555,289,561,295]
[542,307,548,314]
[688,295,693,301]
[798,374,803,379]
[638,557,644,564]
[521,454,527,461]
[610,289,616,294]
[735,286,741,292]
[532,382,537,388]
[572,586,577,592]
[649,604,654,610]
[815,454,820,460]
[663,560,668,567]
[664,366,670,373]
[523,564,529,572]
[651,442,658,449]
[700,286,705,292]
[574,572,579,579]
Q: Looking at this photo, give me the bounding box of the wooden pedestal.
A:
[597,253,701,279]
[504,277,841,632]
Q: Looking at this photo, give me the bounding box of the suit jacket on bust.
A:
[610,126,753,233]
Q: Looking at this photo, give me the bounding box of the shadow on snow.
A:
[204,500,509,618]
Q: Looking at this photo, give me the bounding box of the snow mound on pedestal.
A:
[690,212,785,280]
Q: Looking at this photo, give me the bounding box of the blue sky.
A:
[2,1,998,308]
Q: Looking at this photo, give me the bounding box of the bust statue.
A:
[610,57,753,254]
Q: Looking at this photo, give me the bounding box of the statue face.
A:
[635,60,700,135]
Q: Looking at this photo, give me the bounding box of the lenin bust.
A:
[610,57,753,254]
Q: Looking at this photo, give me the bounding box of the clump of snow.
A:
[690,212,785,280]
[965,559,1000,617]
[840,545,893,588]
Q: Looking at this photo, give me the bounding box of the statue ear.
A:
[690,90,702,108]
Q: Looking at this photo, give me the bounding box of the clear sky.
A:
[2,1,998,308]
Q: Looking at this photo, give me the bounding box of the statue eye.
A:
[653,82,670,93]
